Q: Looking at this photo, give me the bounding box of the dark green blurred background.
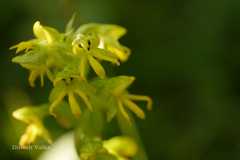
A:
[1,0,240,160]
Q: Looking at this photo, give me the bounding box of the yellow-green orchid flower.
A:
[92,76,152,123]
[76,23,130,62]
[10,21,66,87]
[72,33,119,80]
[49,79,94,118]
[103,136,138,160]
[11,49,53,87]
[10,21,62,52]
[33,21,61,44]
[12,105,52,148]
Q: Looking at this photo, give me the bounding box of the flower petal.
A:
[19,123,52,148]
[75,90,93,111]
[33,21,47,40]
[127,94,152,110]
[117,100,131,123]
[88,55,106,79]
[91,48,120,65]
[68,92,81,117]
[123,99,145,119]
[49,91,66,117]
[106,44,130,62]
[33,21,60,44]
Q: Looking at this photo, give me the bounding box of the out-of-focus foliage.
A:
[1,0,240,160]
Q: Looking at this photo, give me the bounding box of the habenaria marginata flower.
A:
[10,21,68,87]
[76,23,131,62]
[12,105,52,147]
[91,76,152,123]
[71,33,120,80]
[49,79,94,118]
[103,136,138,160]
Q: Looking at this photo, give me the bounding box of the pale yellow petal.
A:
[49,91,66,117]
[33,21,54,44]
[28,70,39,87]
[10,41,34,53]
[127,94,152,110]
[88,55,106,79]
[75,90,93,111]
[68,92,81,117]
[92,48,120,65]
[118,100,131,123]
[19,124,39,147]
[79,56,88,81]
[123,99,145,119]
[33,21,45,39]
[107,45,130,62]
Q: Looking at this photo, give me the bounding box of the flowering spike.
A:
[91,48,120,65]
[79,57,88,81]
[11,19,153,157]
[123,99,145,119]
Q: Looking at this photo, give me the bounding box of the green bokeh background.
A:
[1,0,240,159]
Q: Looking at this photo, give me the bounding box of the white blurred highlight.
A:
[38,132,79,160]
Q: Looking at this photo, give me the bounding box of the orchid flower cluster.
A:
[11,16,152,160]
